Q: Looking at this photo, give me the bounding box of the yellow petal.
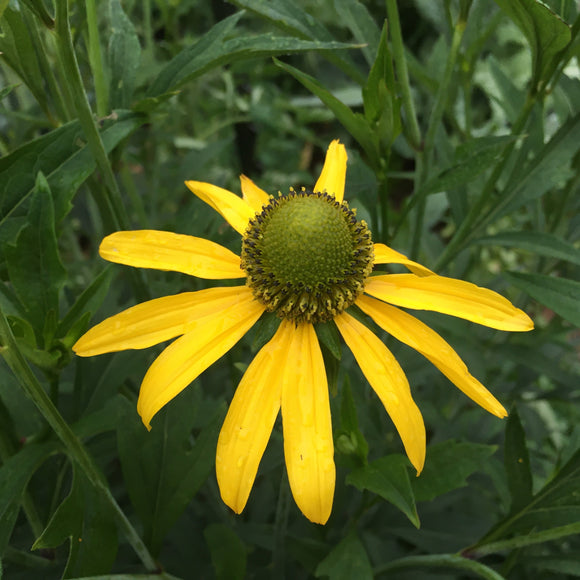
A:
[365,274,534,332]
[335,312,425,473]
[281,321,335,525]
[100,230,244,279]
[313,140,348,202]
[185,180,255,235]
[356,295,507,418]
[73,286,253,357]
[240,175,270,213]
[216,321,290,515]
[137,292,264,429]
[373,243,434,276]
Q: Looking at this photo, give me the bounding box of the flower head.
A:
[73,140,533,524]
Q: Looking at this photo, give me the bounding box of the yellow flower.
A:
[73,140,533,525]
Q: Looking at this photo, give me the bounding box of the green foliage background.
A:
[0,0,579,578]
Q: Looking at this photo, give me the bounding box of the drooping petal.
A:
[184,180,255,235]
[216,320,290,515]
[335,312,425,474]
[356,295,507,418]
[240,175,270,213]
[137,294,265,429]
[313,140,347,202]
[73,286,254,357]
[281,321,335,525]
[373,243,434,276]
[100,230,243,279]
[365,274,534,332]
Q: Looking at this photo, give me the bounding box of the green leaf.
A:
[0,111,146,229]
[333,0,380,67]
[33,469,118,578]
[504,272,580,327]
[504,408,533,512]
[347,454,419,527]
[492,0,570,89]
[204,524,247,580]
[335,375,368,464]
[117,393,225,555]
[4,173,66,332]
[0,6,46,108]
[473,231,580,266]
[316,320,341,361]
[108,0,141,108]
[146,12,359,98]
[273,59,379,169]
[0,441,59,554]
[411,440,497,502]
[422,136,519,195]
[529,554,580,576]
[19,0,54,28]
[362,22,401,148]
[57,267,114,342]
[483,113,580,224]
[220,0,366,84]
[315,532,373,580]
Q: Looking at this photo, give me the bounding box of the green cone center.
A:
[241,189,374,323]
[263,195,353,285]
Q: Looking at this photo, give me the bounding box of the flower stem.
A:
[386,0,422,151]
[465,521,580,558]
[86,0,109,117]
[0,309,157,571]
[53,0,129,233]
[410,14,467,260]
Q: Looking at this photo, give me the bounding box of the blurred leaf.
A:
[473,231,580,266]
[504,272,580,327]
[529,554,580,576]
[0,6,46,107]
[316,320,341,360]
[0,83,19,100]
[333,0,380,67]
[315,531,373,580]
[504,408,533,512]
[19,0,54,28]
[4,173,66,332]
[117,393,224,555]
[226,0,366,84]
[347,454,419,527]
[492,0,570,89]
[479,447,580,543]
[423,136,519,195]
[482,112,580,225]
[411,441,497,502]
[0,111,146,230]
[147,12,359,98]
[0,0,9,20]
[57,267,114,341]
[33,469,117,578]
[488,55,526,123]
[274,59,379,169]
[0,441,58,554]
[362,22,401,148]
[108,0,141,109]
[335,375,368,464]
[204,524,246,580]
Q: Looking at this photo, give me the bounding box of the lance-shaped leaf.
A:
[4,174,66,334]
[504,272,580,328]
[146,12,359,98]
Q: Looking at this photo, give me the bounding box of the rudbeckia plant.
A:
[74,140,533,524]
